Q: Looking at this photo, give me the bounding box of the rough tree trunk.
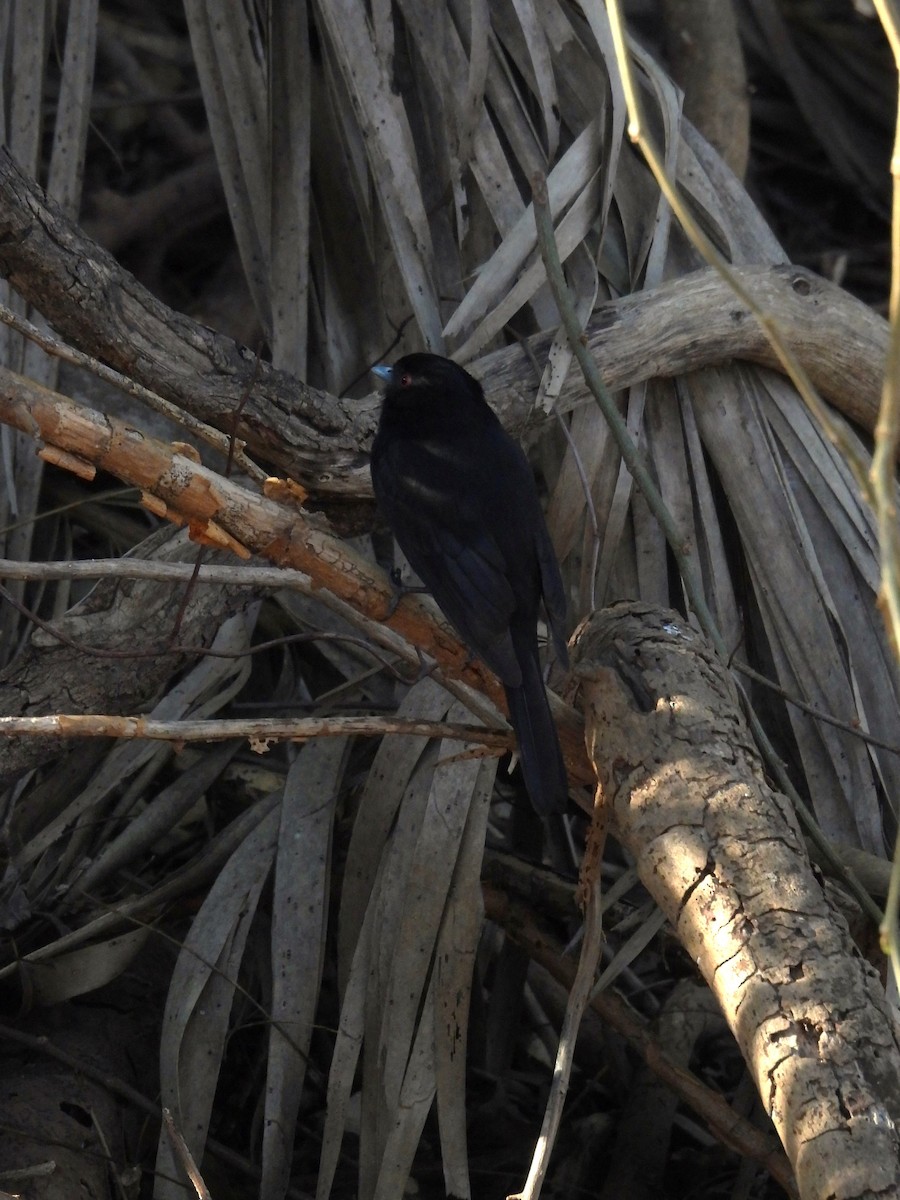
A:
[571,601,900,1200]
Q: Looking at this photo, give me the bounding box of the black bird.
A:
[370,353,569,814]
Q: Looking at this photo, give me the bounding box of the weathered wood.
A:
[572,601,900,1200]
[0,146,887,505]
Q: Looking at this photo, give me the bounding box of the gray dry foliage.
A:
[0,3,895,1200]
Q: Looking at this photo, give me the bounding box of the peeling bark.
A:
[571,602,900,1200]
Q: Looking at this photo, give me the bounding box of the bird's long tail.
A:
[504,651,568,815]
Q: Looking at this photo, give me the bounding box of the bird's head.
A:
[371,353,485,406]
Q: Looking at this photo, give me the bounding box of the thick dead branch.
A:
[0,147,886,506]
[571,602,900,1200]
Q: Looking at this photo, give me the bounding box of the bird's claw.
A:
[412,645,438,683]
[383,566,428,620]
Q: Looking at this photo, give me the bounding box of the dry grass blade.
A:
[154,804,280,1200]
[315,886,373,1200]
[509,0,560,159]
[689,366,889,850]
[5,4,50,171]
[1,0,94,662]
[72,742,242,898]
[321,692,494,1200]
[337,678,457,990]
[433,756,495,1198]
[46,0,98,212]
[0,2,897,1197]
[183,0,272,332]
[447,119,605,360]
[361,729,483,1194]
[314,0,443,350]
[0,794,282,987]
[3,608,254,934]
[268,2,311,375]
[20,926,149,1007]
[261,737,347,1200]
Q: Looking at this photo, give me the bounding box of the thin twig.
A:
[732,659,900,756]
[870,0,900,982]
[510,329,601,611]
[0,711,510,749]
[0,556,511,737]
[162,1109,213,1200]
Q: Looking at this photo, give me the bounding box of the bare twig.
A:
[162,1110,212,1200]
[0,711,509,749]
[870,0,900,982]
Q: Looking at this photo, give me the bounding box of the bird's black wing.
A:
[372,440,522,684]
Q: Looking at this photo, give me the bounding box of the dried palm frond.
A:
[0,2,895,1199]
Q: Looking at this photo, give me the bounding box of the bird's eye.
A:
[400,372,413,387]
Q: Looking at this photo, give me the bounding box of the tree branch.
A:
[0,146,887,508]
[0,365,591,791]
[572,601,900,1198]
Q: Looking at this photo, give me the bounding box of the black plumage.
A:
[370,353,569,814]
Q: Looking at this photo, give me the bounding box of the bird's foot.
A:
[413,645,439,683]
[383,567,429,619]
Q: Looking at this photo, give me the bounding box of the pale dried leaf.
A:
[5,3,51,172]
[72,742,241,898]
[434,756,495,1199]
[315,883,375,1200]
[372,980,436,1200]
[183,0,272,332]
[455,0,490,170]
[268,1,311,376]
[315,0,443,350]
[45,0,98,216]
[536,243,599,413]
[24,926,150,1007]
[261,736,347,1200]
[337,677,455,993]
[444,118,602,343]
[507,0,560,159]
[361,713,487,1196]
[14,610,255,889]
[396,0,522,239]
[677,390,742,652]
[453,164,604,362]
[690,366,884,850]
[154,804,280,1200]
[0,796,281,985]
